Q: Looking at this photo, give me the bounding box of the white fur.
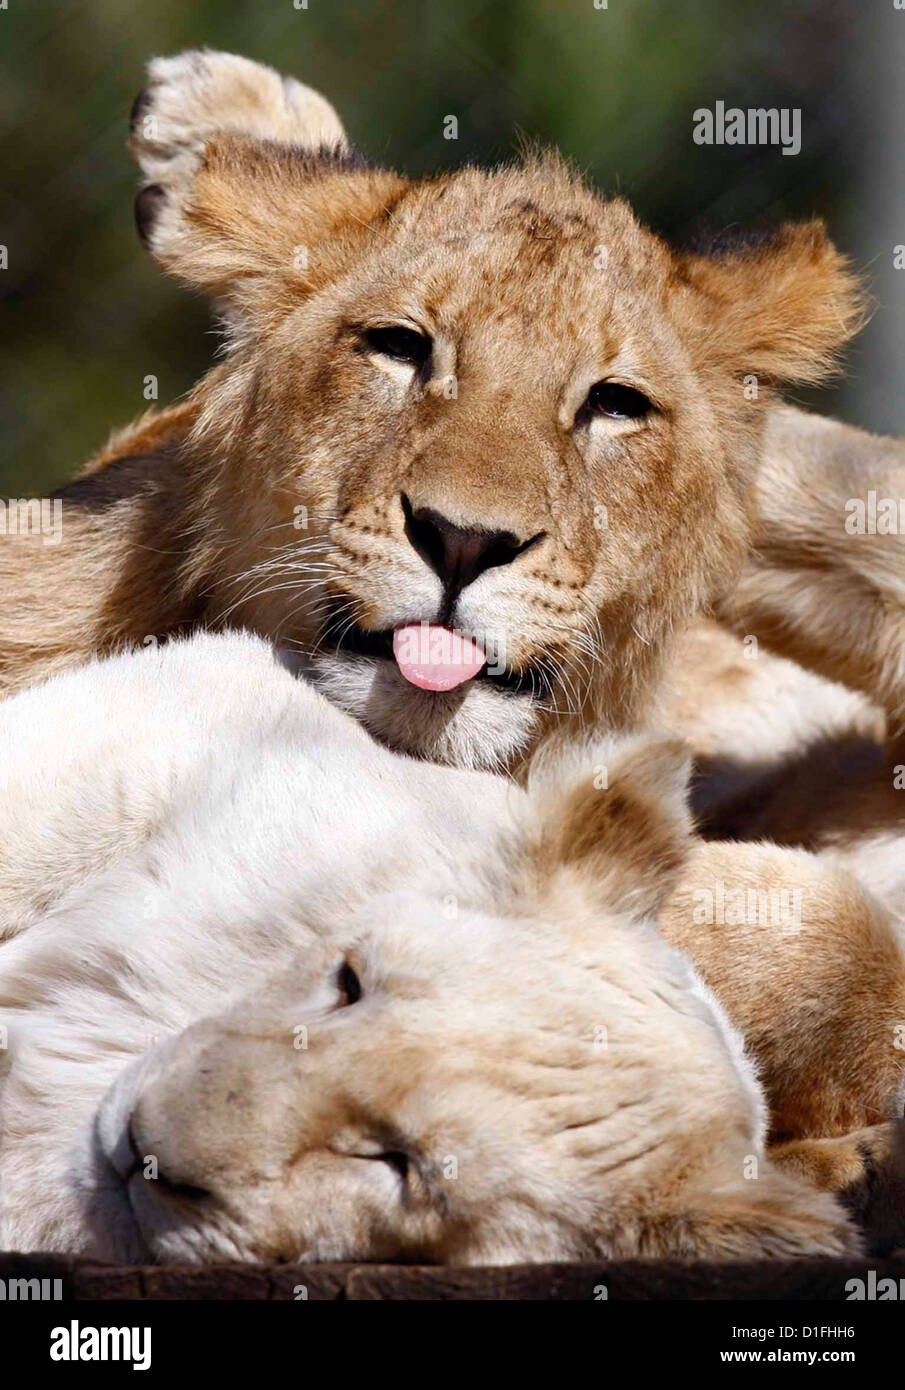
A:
[0,633,853,1263]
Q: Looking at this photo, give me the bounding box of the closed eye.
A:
[376,1151,409,1184]
[342,1148,411,1188]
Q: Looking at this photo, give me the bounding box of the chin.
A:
[3,1147,151,1265]
[309,652,542,770]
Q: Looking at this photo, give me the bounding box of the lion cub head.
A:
[131,51,862,769]
[78,730,852,1266]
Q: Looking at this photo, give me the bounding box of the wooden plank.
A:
[72,1263,144,1300]
[4,1251,905,1300]
[137,1265,272,1301]
[268,1264,356,1301]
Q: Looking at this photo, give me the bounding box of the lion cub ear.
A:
[527,734,693,923]
[128,50,407,317]
[675,221,866,386]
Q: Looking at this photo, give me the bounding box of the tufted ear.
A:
[674,221,867,387]
[128,50,407,320]
[528,733,694,923]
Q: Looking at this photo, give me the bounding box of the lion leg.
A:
[717,402,905,728]
[770,1124,895,1194]
[770,1122,905,1252]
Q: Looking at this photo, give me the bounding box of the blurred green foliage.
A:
[0,0,884,494]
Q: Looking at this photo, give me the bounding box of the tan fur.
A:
[770,1126,897,1197]
[530,741,905,1224]
[650,405,905,1206]
[0,51,862,776]
[4,50,904,1235]
[656,618,884,768]
[658,407,905,900]
[660,840,905,1142]
[718,405,905,729]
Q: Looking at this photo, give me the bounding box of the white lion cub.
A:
[0,633,855,1264]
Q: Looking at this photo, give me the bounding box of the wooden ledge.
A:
[2,1251,905,1300]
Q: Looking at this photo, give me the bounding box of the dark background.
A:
[2,0,903,495]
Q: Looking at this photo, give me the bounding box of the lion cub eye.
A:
[363,325,431,368]
[587,381,652,420]
[337,960,363,1007]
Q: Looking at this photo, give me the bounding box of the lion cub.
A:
[0,632,860,1264]
[0,49,864,774]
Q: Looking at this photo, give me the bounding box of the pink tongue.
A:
[392,624,486,692]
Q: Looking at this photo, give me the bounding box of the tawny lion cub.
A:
[0,49,864,774]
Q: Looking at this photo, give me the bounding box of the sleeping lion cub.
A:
[0,49,869,775]
[0,633,865,1264]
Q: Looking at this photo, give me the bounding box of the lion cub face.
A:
[133,51,862,769]
[97,901,854,1268]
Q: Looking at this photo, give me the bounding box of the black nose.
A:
[401,494,541,595]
